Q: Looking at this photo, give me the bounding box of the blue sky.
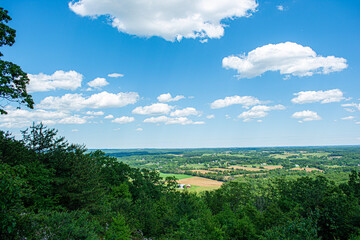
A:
[1,0,359,148]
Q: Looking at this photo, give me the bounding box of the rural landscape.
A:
[105,147,360,192]
[1,0,360,239]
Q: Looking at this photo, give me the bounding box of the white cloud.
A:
[86,111,104,116]
[211,95,262,109]
[108,73,124,78]
[28,70,83,93]
[112,116,135,124]
[277,5,284,11]
[157,93,185,102]
[72,129,79,132]
[222,42,347,78]
[170,107,200,117]
[238,104,285,122]
[143,116,204,125]
[0,109,87,128]
[341,103,360,111]
[292,110,321,122]
[104,114,114,119]
[69,0,258,42]
[38,91,139,111]
[87,77,109,88]
[136,128,143,131]
[291,89,344,104]
[132,103,173,115]
[206,114,215,119]
[341,116,355,120]
[58,115,87,124]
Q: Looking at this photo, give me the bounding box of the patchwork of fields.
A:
[106,147,360,192]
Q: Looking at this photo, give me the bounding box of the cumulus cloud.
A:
[157,93,185,102]
[291,89,344,104]
[238,104,285,122]
[132,103,173,115]
[206,114,215,119]
[69,0,258,42]
[108,73,124,78]
[38,91,139,111]
[0,109,87,128]
[277,5,284,11]
[28,70,83,93]
[86,111,104,116]
[143,116,204,125]
[222,42,347,78]
[136,128,143,131]
[57,115,87,124]
[112,116,135,124]
[170,107,200,117]
[87,77,109,88]
[210,95,262,109]
[292,110,321,122]
[104,114,114,119]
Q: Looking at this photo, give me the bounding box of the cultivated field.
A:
[290,167,324,172]
[177,176,224,187]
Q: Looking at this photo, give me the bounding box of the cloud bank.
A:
[69,0,258,41]
[38,91,139,110]
[238,104,285,122]
[157,93,185,102]
[28,70,83,92]
[211,95,262,109]
[291,89,344,104]
[222,42,347,78]
[132,103,173,115]
[292,110,321,122]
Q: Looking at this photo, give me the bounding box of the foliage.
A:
[1,124,360,239]
[0,8,33,114]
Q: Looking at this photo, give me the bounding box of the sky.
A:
[1,0,360,148]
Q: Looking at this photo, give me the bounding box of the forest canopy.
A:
[1,123,360,239]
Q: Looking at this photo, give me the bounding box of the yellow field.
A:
[177,176,224,187]
[290,167,324,172]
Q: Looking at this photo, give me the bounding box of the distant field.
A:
[230,166,261,171]
[270,154,299,159]
[190,170,217,174]
[185,185,220,193]
[290,167,324,172]
[177,176,223,187]
[160,173,193,180]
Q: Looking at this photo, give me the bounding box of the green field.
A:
[180,185,220,193]
[160,173,193,180]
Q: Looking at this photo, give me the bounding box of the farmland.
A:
[104,146,360,191]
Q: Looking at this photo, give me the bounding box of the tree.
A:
[0,8,33,114]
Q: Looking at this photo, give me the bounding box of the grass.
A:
[180,185,220,193]
[160,173,193,180]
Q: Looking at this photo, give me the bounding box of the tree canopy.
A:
[0,7,33,114]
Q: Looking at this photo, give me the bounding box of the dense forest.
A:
[1,123,360,239]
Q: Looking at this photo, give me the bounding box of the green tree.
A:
[0,7,33,114]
